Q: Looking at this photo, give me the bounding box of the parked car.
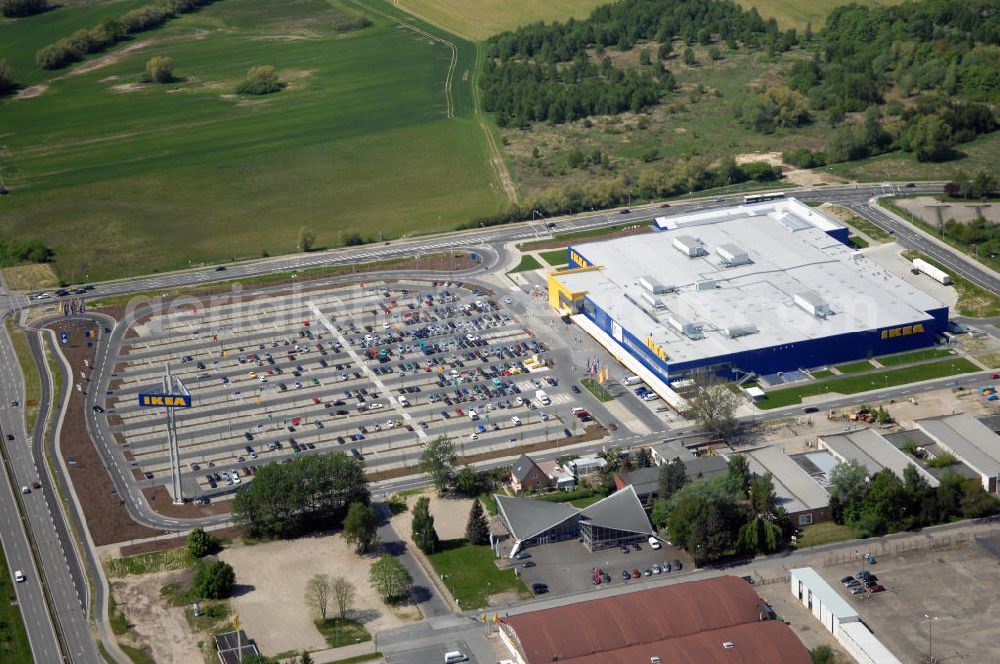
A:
[631,568,641,578]
[531,582,548,595]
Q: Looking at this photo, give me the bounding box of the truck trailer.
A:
[912,258,952,285]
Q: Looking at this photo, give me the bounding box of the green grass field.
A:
[835,359,874,374]
[508,255,542,273]
[538,248,568,266]
[315,618,371,649]
[732,0,903,29]
[426,539,529,608]
[0,546,31,664]
[826,131,1000,183]
[810,369,833,379]
[878,348,954,366]
[0,0,502,280]
[792,522,855,549]
[757,358,979,409]
[5,318,41,435]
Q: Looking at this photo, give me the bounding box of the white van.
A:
[444,653,468,664]
[623,375,641,386]
[398,396,410,407]
[648,536,661,550]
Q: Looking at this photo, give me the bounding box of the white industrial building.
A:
[915,414,1000,492]
[790,567,901,664]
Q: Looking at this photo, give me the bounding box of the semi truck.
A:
[912,258,952,285]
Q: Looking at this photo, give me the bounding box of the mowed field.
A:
[0,0,503,280]
[396,0,907,39]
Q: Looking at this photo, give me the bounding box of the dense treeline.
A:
[0,233,53,267]
[232,453,369,540]
[0,0,48,18]
[481,0,791,125]
[461,158,779,229]
[36,0,222,70]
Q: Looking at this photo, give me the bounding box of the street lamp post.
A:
[924,613,938,663]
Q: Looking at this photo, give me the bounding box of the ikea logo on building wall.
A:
[569,250,591,268]
[645,336,668,362]
[137,393,192,408]
[880,323,924,340]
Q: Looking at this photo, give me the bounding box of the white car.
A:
[511,415,522,426]
[14,570,25,583]
[231,471,241,484]
[648,536,661,550]
[515,396,524,406]
[369,402,384,410]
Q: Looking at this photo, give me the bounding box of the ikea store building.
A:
[547,198,948,383]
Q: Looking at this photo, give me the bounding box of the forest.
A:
[480,0,786,127]
[482,0,1000,166]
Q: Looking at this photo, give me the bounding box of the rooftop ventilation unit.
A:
[722,642,735,650]
[794,290,832,318]
[696,280,717,291]
[716,243,750,267]
[667,312,704,340]
[724,323,758,338]
[673,235,706,258]
[640,291,665,309]
[639,275,671,294]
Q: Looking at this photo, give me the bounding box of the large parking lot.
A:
[99,281,591,502]
[511,538,694,597]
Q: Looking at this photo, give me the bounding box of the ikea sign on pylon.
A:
[138,393,192,408]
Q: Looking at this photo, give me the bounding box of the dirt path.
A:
[736,151,847,187]
[13,84,48,100]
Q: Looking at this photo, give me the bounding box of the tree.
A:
[828,459,869,505]
[298,226,316,252]
[331,577,356,619]
[901,114,952,162]
[650,498,669,528]
[454,465,481,496]
[304,574,333,621]
[737,474,784,555]
[411,496,439,553]
[657,41,672,60]
[853,469,906,536]
[708,45,722,61]
[343,502,378,553]
[665,477,742,563]
[419,436,456,494]
[726,454,751,496]
[658,457,688,501]
[0,59,15,96]
[368,555,412,602]
[236,64,283,95]
[144,56,174,83]
[186,527,213,558]
[465,499,490,545]
[1,0,49,18]
[232,452,369,540]
[194,560,235,599]
[683,47,696,66]
[635,448,652,468]
[686,374,740,436]
[810,645,834,664]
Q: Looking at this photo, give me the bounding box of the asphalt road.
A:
[0,321,101,663]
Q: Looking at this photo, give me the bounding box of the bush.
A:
[0,59,15,96]
[1,0,48,18]
[782,148,826,169]
[236,65,283,95]
[145,56,175,83]
[193,560,234,599]
[186,527,214,558]
[36,39,82,69]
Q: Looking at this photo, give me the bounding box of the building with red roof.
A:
[498,576,811,664]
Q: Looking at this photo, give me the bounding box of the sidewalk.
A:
[282,640,381,664]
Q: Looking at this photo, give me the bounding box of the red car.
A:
[607,422,618,431]
[631,568,641,578]
[868,584,886,593]
[992,373,999,379]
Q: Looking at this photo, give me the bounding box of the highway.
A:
[3,179,998,663]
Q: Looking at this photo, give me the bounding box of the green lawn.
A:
[848,235,869,249]
[835,360,874,374]
[838,214,892,242]
[426,539,529,609]
[315,618,371,649]
[507,255,543,273]
[5,318,41,435]
[538,248,569,267]
[877,348,954,367]
[810,369,833,379]
[0,546,31,664]
[570,494,603,508]
[476,491,498,516]
[757,358,979,409]
[0,0,502,281]
[118,643,156,664]
[792,522,856,549]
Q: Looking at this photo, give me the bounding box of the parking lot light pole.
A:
[924,613,938,663]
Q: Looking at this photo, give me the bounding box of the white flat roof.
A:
[791,567,859,622]
[916,414,1000,479]
[818,428,940,487]
[557,198,944,366]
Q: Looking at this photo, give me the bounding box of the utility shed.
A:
[790,568,859,638]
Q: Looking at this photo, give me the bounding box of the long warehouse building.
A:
[548,198,948,381]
